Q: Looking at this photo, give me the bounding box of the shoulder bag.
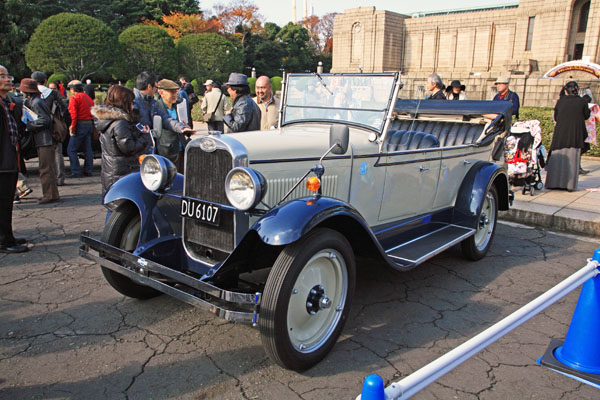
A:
[203,93,223,122]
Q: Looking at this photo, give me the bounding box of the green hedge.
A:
[47,72,67,84]
[519,106,599,157]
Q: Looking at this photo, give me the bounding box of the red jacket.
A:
[68,92,94,130]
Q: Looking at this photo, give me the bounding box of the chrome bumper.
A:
[79,231,261,324]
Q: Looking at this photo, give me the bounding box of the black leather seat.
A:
[389,120,484,147]
[386,130,440,152]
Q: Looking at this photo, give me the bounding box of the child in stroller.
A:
[504,120,547,195]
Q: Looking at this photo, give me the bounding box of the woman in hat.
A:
[91,85,151,195]
[445,80,467,100]
[545,81,590,192]
[19,78,60,204]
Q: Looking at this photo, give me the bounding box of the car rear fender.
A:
[453,162,509,228]
[103,173,184,246]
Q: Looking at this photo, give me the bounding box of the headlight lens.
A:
[140,155,177,192]
[225,167,266,211]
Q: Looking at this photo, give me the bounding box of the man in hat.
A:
[32,71,69,186]
[223,73,261,133]
[155,79,190,172]
[19,78,60,204]
[493,76,520,119]
[133,71,194,136]
[254,76,279,130]
[0,65,28,252]
[66,79,94,178]
[201,79,229,132]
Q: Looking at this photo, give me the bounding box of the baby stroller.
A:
[504,121,546,196]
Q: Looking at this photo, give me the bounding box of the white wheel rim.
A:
[474,192,495,251]
[287,249,348,353]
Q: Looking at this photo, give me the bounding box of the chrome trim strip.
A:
[80,232,260,306]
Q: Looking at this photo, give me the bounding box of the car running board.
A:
[385,225,475,268]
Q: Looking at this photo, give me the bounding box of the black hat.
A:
[446,80,465,92]
[31,71,48,84]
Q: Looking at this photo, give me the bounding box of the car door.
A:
[378,149,442,222]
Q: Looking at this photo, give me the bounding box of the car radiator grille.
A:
[184,147,235,254]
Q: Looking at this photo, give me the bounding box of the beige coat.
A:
[254,95,279,130]
[201,88,230,121]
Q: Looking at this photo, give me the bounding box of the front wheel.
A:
[100,204,160,299]
[259,228,356,371]
[461,185,498,261]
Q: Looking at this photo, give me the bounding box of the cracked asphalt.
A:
[2,163,600,399]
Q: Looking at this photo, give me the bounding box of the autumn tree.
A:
[142,12,223,40]
[25,13,118,81]
[318,12,337,54]
[212,0,264,35]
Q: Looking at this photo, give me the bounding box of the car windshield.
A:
[282,74,396,132]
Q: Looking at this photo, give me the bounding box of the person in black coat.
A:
[92,85,151,195]
[19,78,60,204]
[545,81,591,191]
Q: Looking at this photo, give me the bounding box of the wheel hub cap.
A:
[306,285,327,315]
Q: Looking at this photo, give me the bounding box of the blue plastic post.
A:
[360,374,385,400]
[554,248,600,374]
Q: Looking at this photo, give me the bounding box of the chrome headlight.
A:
[140,155,177,192]
[225,167,267,211]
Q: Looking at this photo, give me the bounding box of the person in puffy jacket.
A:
[223,73,261,133]
[92,85,151,196]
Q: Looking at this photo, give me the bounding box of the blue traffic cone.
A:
[538,248,600,387]
[360,374,385,400]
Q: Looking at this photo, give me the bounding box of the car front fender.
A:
[251,196,373,246]
[453,162,508,227]
[103,173,184,245]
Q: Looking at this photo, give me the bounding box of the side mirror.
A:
[330,125,349,155]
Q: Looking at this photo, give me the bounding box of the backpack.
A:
[51,102,69,143]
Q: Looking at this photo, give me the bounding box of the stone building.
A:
[331,1,600,107]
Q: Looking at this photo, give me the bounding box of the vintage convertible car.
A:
[80,73,512,370]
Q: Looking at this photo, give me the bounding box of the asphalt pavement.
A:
[1,152,599,398]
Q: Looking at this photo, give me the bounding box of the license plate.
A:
[181,197,221,226]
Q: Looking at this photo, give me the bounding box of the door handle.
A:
[419,166,429,172]
[463,160,471,165]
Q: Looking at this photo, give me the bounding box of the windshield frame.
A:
[280,72,399,134]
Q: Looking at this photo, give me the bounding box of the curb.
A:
[500,208,600,238]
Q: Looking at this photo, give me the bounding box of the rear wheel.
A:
[101,204,160,299]
[462,185,498,261]
[259,228,355,371]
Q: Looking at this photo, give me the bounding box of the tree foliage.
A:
[213,0,264,35]
[118,25,178,79]
[277,22,312,72]
[25,13,119,81]
[244,35,285,77]
[176,33,242,84]
[142,12,222,40]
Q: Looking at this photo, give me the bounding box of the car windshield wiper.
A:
[314,72,333,95]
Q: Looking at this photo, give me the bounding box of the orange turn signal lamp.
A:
[306,176,320,192]
[138,154,147,164]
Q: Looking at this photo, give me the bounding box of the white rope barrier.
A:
[357,258,600,400]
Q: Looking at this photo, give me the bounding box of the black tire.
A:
[259,228,356,371]
[461,185,498,261]
[100,204,160,299]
